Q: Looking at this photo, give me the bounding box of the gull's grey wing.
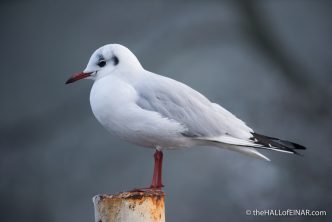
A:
[134,72,253,139]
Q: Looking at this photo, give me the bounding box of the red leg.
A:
[129,149,164,192]
[150,150,164,189]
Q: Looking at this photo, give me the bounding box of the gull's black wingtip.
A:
[250,132,307,154]
[290,142,306,150]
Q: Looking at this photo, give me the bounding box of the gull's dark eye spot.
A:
[97,60,106,67]
[112,56,119,65]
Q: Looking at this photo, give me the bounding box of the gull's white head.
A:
[66,44,142,84]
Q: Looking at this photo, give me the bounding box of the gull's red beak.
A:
[65,72,93,84]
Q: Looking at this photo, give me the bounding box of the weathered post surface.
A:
[93,190,165,222]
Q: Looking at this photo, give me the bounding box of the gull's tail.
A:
[196,132,306,161]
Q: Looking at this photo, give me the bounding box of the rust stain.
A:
[128,203,136,211]
[149,196,165,221]
[127,193,145,200]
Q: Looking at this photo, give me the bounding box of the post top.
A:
[93,189,165,203]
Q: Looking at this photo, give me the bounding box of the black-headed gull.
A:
[66,44,305,189]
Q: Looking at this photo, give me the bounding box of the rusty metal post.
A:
[93,190,165,222]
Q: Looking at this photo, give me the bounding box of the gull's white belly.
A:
[89,76,193,148]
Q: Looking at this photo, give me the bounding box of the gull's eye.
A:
[97,60,106,67]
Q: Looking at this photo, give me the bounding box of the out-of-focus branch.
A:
[236,0,332,116]
[236,0,309,85]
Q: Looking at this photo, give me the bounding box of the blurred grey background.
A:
[1,0,331,221]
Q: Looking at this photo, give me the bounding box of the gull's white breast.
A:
[89,74,191,148]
